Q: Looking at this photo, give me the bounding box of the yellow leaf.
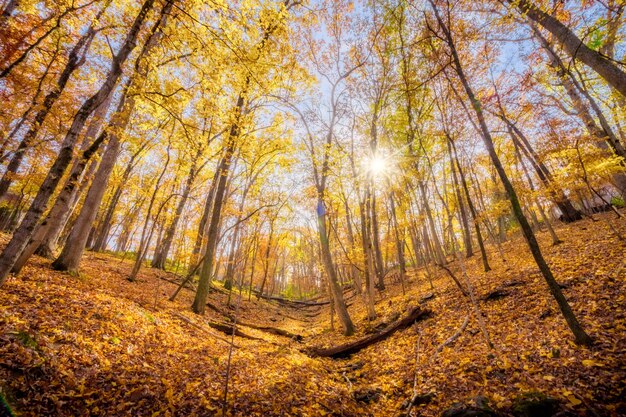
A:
[582,359,603,367]
[566,395,582,406]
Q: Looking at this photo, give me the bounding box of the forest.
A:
[0,0,625,415]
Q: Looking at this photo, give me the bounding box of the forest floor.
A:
[1,213,625,417]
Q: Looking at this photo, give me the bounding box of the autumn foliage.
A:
[1,0,626,415]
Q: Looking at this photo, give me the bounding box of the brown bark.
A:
[192,0,299,313]
[446,137,473,257]
[128,143,172,281]
[91,140,148,251]
[35,92,115,258]
[508,0,626,98]
[152,148,201,269]
[432,1,592,345]
[0,0,156,286]
[52,134,121,273]
[533,27,626,198]
[0,0,18,26]
[449,139,490,272]
[502,117,582,222]
[0,19,98,199]
[388,190,406,294]
[305,307,432,358]
[192,95,242,314]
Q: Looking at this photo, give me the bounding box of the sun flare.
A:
[367,155,387,176]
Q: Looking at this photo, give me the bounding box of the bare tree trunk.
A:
[12,129,109,273]
[192,92,243,314]
[513,130,562,245]
[116,197,144,253]
[91,140,148,251]
[419,181,446,266]
[533,26,626,198]
[432,1,592,345]
[358,194,377,320]
[449,139,491,272]
[317,198,355,335]
[388,190,406,294]
[369,190,385,289]
[508,0,626,98]
[257,219,275,298]
[341,191,362,294]
[446,136,473,257]
[53,0,174,272]
[192,167,220,260]
[247,225,260,301]
[0,0,156,286]
[500,115,582,222]
[127,143,171,281]
[52,134,122,273]
[152,148,200,269]
[35,92,115,258]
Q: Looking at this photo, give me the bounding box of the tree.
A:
[504,0,626,98]
[0,0,158,286]
[191,0,299,314]
[429,0,592,345]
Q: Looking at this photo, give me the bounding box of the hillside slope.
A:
[1,215,625,416]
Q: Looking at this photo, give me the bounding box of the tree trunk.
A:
[12,130,109,273]
[91,142,146,251]
[306,307,431,358]
[502,117,582,222]
[533,26,626,197]
[257,219,275,299]
[358,195,377,320]
[52,131,122,272]
[509,0,626,98]
[0,21,97,200]
[152,148,200,269]
[0,0,156,286]
[35,92,115,258]
[342,192,362,294]
[56,0,174,268]
[127,143,171,281]
[446,136,473,257]
[449,141,491,272]
[192,167,220,259]
[512,125,562,246]
[192,91,244,314]
[432,1,592,345]
[419,181,446,265]
[316,198,355,336]
[388,190,406,294]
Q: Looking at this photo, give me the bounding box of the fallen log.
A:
[207,321,262,341]
[432,315,469,358]
[253,284,357,308]
[305,307,433,358]
[238,321,303,341]
[254,292,331,308]
[171,313,239,347]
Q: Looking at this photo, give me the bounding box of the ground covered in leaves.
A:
[1,213,625,416]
